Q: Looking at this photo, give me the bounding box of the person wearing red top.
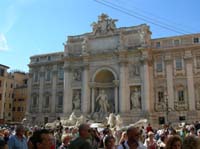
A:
[146,123,153,133]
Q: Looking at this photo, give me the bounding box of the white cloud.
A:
[0,33,9,51]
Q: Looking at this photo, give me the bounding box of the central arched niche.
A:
[94,69,115,83]
[93,69,116,113]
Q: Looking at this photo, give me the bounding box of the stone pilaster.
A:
[39,67,45,113]
[27,73,33,114]
[119,61,129,113]
[81,64,90,113]
[113,80,119,113]
[184,51,195,111]
[140,53,151,112]
[63,64,72,114]
[51,65,57,113]
[165,54,174,110]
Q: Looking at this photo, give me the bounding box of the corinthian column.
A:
[63,64,72,114]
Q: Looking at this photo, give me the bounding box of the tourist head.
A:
[165,135,182,149]
[104,135,115,149]
[126,126,140,146]
[182,136,200,149]
[61,134,72,146]
[32,129,52,149]
[15,125,25,137]
[78,123,91,138]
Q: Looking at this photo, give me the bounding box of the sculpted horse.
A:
[106,113,124,129]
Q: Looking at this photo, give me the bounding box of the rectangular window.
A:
[0,94,2,100]
[178,90,184,101]
[46,71,51,81]
[44,96,49,108]
[58,95,63,107]
[196,56,200,68]
[13,107,15,111]
[176,58,182,70]
[156,42,161,48]
[158,91,164,102]
[194,37,199,43]
[156,60,163,72]
[34,72,39,82]
[17,107,21,112]
[0,69,4,76]
[58,69,64,80]
[174,39,180,46]
[47,56,51,61]
[33,96,38,107]
[0,81,1,87]
[179,116,186,121]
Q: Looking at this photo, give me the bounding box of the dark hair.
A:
[104,135,115,146]
[32,129,50,149]
[165,135,182,149]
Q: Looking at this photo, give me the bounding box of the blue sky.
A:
[0,0,200,72]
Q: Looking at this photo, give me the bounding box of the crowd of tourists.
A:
[1,121,200,149]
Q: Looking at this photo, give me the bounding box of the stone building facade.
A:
[0,64,13,123]
[12,72,28,122]
[28,14,200,126]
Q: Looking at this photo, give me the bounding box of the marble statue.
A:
[73,70,81,81]
[115,114,123,130]
[131,88,141,109]
[91,13,117,35]
[96,90,110,113]
[106,113,115,128]
[72,92,81,110]
[82,37,89,55]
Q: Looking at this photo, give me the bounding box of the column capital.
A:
[164,53,172,64]
[113,80,119,87]
[89,82,96,88]
[52,70,58,75]
[39,71,45,77]
[64,66,72,72]
[119,60,128,67]
[184,51,193,62]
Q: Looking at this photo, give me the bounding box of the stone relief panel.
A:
[72,89,81,111]
[89,36,119,54]
[129,64,140,79]
[130,86,141,111]
[72,69,82,81]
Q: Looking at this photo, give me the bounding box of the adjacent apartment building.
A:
[0,65,28,123]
